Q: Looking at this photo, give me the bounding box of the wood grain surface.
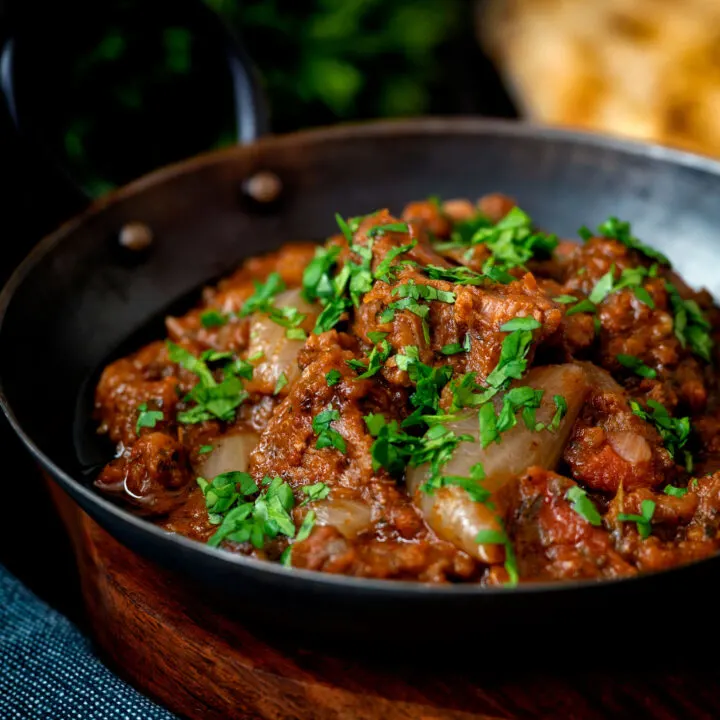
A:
[48,481,720,720]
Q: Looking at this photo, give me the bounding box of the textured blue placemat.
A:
[0,563,178,720]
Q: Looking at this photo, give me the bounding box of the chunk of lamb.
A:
[504,467,635,582]
[352,213,564,385]
[95,432,191,516]
[94,340,179,447]
[563,363,675,493]
[606,473,720,572]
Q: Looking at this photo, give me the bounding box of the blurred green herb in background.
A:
[32,0,495,197]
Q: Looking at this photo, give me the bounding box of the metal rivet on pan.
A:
[118,222,153,251]
[243,171,282,203]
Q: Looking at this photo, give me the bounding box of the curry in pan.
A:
[93,194,720,585]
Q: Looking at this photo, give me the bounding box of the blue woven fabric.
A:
[0,563,178,720]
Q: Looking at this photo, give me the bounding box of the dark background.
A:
[0,0,516,622]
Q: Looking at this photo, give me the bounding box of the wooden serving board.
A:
[47,481,720,720]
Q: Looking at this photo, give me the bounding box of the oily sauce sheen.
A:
[93,194,720,586]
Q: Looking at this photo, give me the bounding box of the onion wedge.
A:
[200,432,259,477]
[407,363,590,562]
[247,288,318,391]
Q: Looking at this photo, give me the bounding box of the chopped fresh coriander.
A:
[198,445,214,455]
[168,342,215,385]
[465,206,559,272]
[135,403,163,434]
[348,211,380,233]
[633,287,655,309]
[437,213,493,248]
[585,265,657,311]
[448,325,537,413]
[424,265,488,286]
[566,299,597,316]
[392,281,456,304]
[500,317,541,332]
[347,339,392,379]
[594,216,670,266]
[413,424,475,490]
[478,402,498,448]
[304,234,375,335]
[548,395,567,432]
[314,298,350,334]
[280,546,292,567]
[483,326,536,397]
[313,408,347,453]
[629,399,691,464]
[439,463,489,503]
[479,386,544,447]
[285,327,307,341]
[367,222,410,238]
[239,272,286,317]
[364,414,416,475]
[206,475,297,549]
[274,372,288,395]
[617,499,656,539]
[666,282,713,362]
[200,309,228,328]
[301,483,330,506]
[202,350,234,363]
[475,525,519,586]
[553,295,577,304]
[302,244,341,303]
[295,510,316,542]
[226,357,254,381]
[197,471,258,521]
[617,354,657,379]
[374,240,417,282]
[367,330,388,343]
[589,268,615,304]
[664,484,688,498]
[441,342,465,355]
[335,212,353,242]
[168,342,249,424]
[326,369,342,387]
[565,486,602,526]
[395,349,452,426]
[265,305,307,335]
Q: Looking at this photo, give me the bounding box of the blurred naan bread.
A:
[479,0,720,156]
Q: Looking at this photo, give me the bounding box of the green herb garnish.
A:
[585,216,670,266]
[617,354,657,379]
[326,369,342,387]
[135,403,163,434]
[475,526,519,586]
[499,317,541,332]
[664,485,688,498]
[666,282,713,362]
[565,299,597,316]
[313,408,347,453]
[565,486,602,526]
[301,483,330,506]
[617,499,656,539]
[200,309,228,328]
[168,343,249,424]
[274,372,288,395]
[239,272,286,317]
[629,399,691,466]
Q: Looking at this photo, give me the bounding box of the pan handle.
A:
[0,0,269,218]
